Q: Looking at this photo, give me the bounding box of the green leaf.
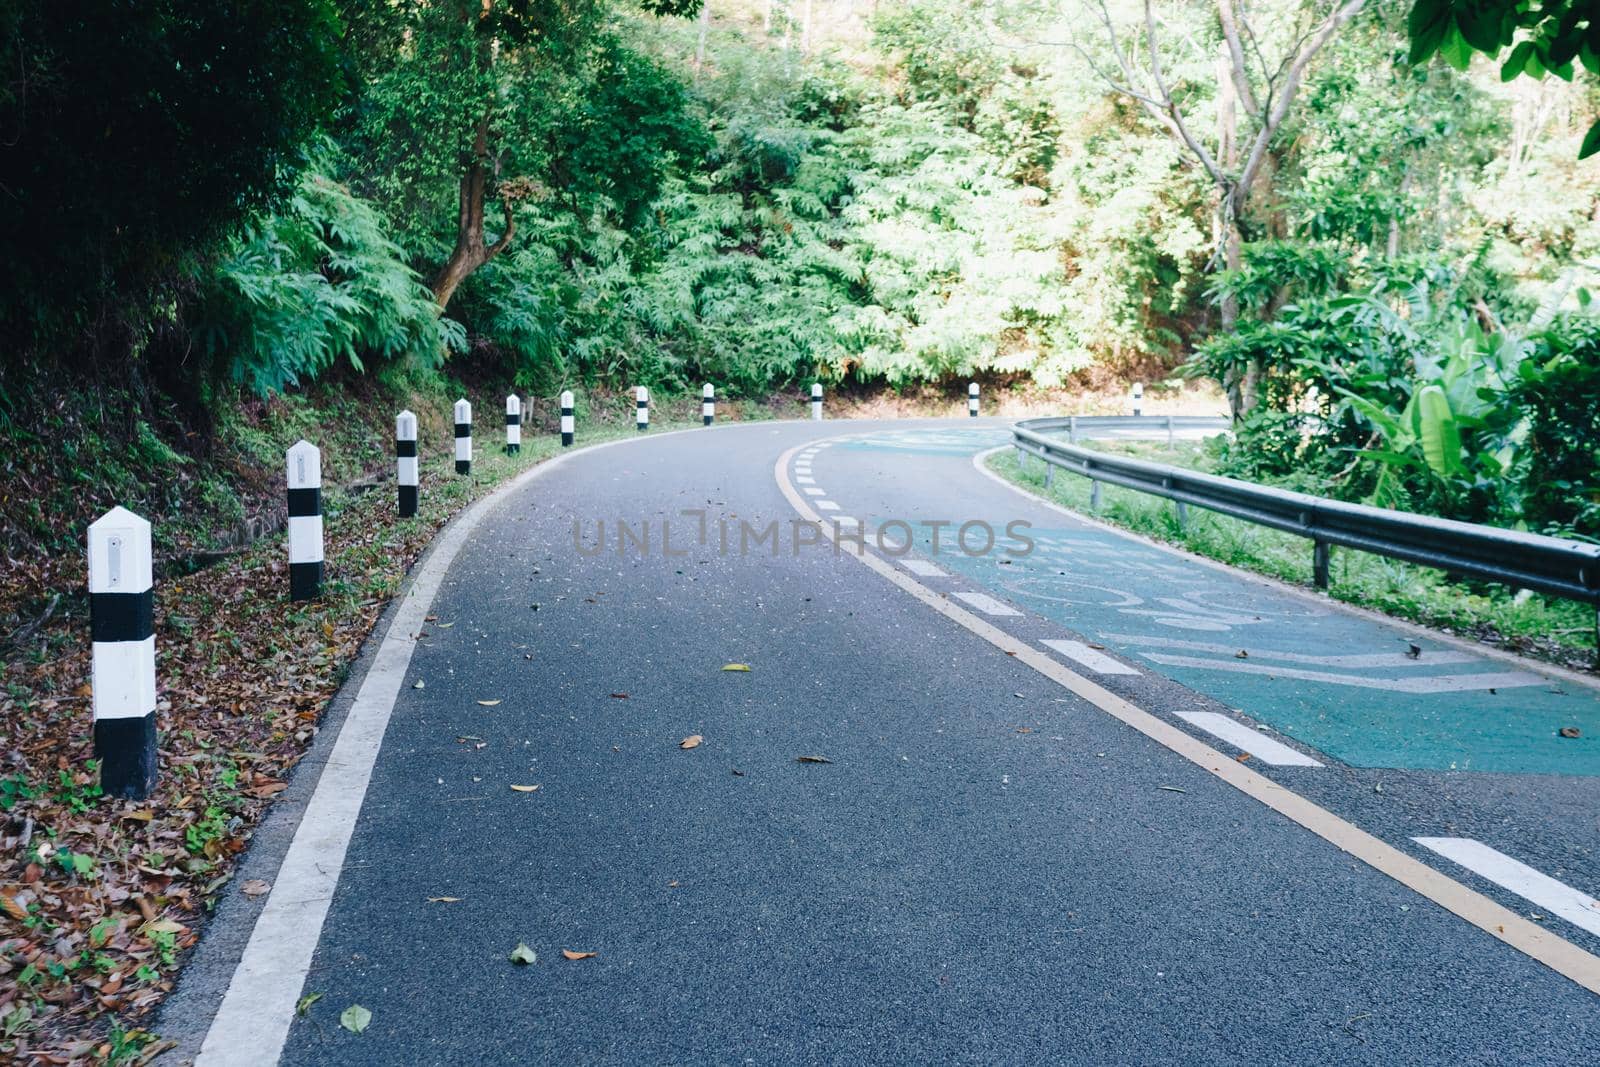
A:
[296,992,322,1016]
[509,942,537,965]
[1501,41,1534,81]
[1416,385,1464,477]
[1439,27,1476,71]
[339,1005,372,1034]
[1580,120,1600,160]
[1407,0,1453,63]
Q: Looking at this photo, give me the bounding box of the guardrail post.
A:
[89,506,159,799]
[560,390,575,446]
[811,382,823,421]
[1090,479,1101,511]
[702,383,715,426]
[454,398,472,474]
[1044,461,1054,488]
[636,386,649,432]
[1166,414,1174,447]
[1313,539,1331,589]
[505,394,521,455]
[1068,416,1078,444]
[396,410,418,518]
[1132,382,1143,417]
[287,441,323,601]
[968,382,979,418]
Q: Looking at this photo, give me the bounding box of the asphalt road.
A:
[173,418,1600,1066]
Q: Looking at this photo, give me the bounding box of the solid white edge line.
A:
[969,445,1600,696]
[198,425,713,1066]
[1040,638,1140,676]
[1415,838,1600,938]
[1174,711,1324,767]
[775,435,1600,998]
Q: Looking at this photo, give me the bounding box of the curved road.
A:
[169,418,1600,1066]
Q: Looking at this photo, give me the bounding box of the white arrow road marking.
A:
[1415,839,1600,939]
[1174,712,1323,767]
[1040,639,1139,675]
[1139,653,1546,693]
[1102,633,1477,669]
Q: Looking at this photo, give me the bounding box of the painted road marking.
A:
[954,592,1021,617]
[1103,633,1477,669]
[1415,839,1600,939]
[816,500,840,511]
[796,476,816,485]
[804,487,826,496]
[900,559,948,578]
[774,439,1600,997]
[1174,712,1324,767]
[834,516,861,528]
[1041,639,1139,676]
[1140,653,1547,694]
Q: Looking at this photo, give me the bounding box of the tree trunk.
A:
[695,0,711,74]
[430,116,515,311]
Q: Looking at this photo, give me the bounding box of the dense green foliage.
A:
[0,0,343,362]
[4,0,1599,539]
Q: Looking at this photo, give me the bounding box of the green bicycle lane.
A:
[809,425,1600,777]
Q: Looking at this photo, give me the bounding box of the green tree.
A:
[0,0,344,371]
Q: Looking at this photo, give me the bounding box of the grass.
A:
[986,439,1598,673]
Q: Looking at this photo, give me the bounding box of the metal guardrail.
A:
[1012,415,1600,605]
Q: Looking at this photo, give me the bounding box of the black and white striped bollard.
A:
[396,410,418,518]
[702,383,715,426]
[811,382,823,421]
[505,394,521,455]
[968,382,979,418]
[88,506,158,799]
[454,398,472,475]
[560,390,574,447]
[1132,382,1144,417]
[287,440,323,601]
[636,386,650,432]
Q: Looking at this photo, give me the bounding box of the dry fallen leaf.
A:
[241,879,271,897]
[680,735,703,749]
[477,699,502,706]
[120,809,154,822]
[720,663,751,672]
[1559,726,1582,738]
[1235,753,1251,762]
[1,894,27,921]
[426,896,462,903]
[795,755,832,764]
[561,950,597,961]
[510,784,541,793]
[609,692,629,699]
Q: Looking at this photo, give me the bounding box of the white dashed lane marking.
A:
[1040,639,1139,676]
[1174,711,1324,767]
[953,592,1021,617]
[796,476,816,484]
[899,559,948,578]
[816,501,840,511]
[1415,838,1600,938]
[803,487,826,496]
